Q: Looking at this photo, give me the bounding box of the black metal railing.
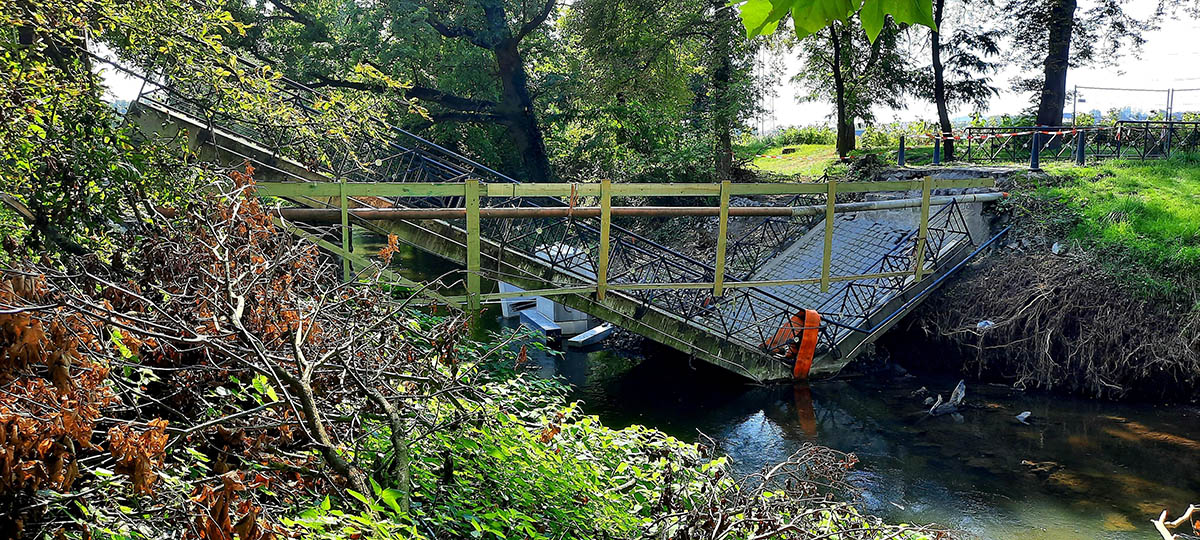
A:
[1102,121,1200,159]
[962,122,1200,163]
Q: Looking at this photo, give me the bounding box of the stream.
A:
[362,234,1200,539]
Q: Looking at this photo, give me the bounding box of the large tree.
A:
[230,0,559,182]
[1004,0,1157,126]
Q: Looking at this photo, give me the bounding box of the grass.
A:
[745,144,839,177]
[742,144,943,179]
[1038,154,1200,276]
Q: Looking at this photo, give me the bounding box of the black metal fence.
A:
[1101,121,1200,159]
[956,121,1200,165]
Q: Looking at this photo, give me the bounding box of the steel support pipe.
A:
[272,192,1007,223]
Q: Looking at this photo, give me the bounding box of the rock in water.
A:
[1016,411,1032,424]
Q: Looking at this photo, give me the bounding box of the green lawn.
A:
[1039,156,1200,275]
[746,144,839,177]
[744,144,943,177]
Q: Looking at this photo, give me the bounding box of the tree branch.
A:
[516,0,556,41]
[266,0,327,39]
[426,11,494,49]
[307,74,500,114]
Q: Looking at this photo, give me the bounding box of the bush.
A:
[737,125,837,157]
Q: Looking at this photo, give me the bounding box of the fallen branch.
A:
[1152,504,1199,540]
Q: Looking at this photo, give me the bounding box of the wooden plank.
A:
[912,175,933,280]
[597,179,611,300]
[256,178,996,200]
[465,179,481,311]
[340,177,350,281]
[713,180,731,297]
[821,180,836,292]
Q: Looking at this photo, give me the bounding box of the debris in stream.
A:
[1016,411,1032,424]
[1021,460,1063,477]
[923,396,935,406]
[910,386,928,398]
[929,380,967,416]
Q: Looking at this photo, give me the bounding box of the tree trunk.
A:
[1036,0,1076,127]
[831,25,855,158]
[931,0,954,160]
[494,41,553,183]
[711,0,735,181]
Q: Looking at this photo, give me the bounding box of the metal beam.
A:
[268,192,1007,222]
[254,178,997,199]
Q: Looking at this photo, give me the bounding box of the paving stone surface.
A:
[699,208,970,350]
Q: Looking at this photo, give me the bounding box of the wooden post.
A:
[912,176,933,280]
[340,176,350,281]
[597,179,611,301]
[821,180,836,292]
[714,180,731,297]
[465,179,481,311]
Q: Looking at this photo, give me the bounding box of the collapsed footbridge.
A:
[119,56,1006,382]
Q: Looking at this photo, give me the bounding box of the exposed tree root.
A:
[909,249,1200,401]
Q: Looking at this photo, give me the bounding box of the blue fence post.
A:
[932,137,941,165]
[1075,130,1086,165]
[1030,131,1041,171]
[898,135,906,166]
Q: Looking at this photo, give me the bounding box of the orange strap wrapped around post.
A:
[793,309,820,379]
[763,309,821,379]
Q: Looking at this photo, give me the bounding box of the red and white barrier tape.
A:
[920,126,1116,142]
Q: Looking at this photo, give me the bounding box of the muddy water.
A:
[362,234,1200,539]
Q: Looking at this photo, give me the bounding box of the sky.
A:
[756,2,1200,130]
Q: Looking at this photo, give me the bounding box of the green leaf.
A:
[251,374,279,402]
[736,0,935,42]
[791,0,857,37]
[737,0,785,38]
[380,488,406,514]
[860,0,935,41]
